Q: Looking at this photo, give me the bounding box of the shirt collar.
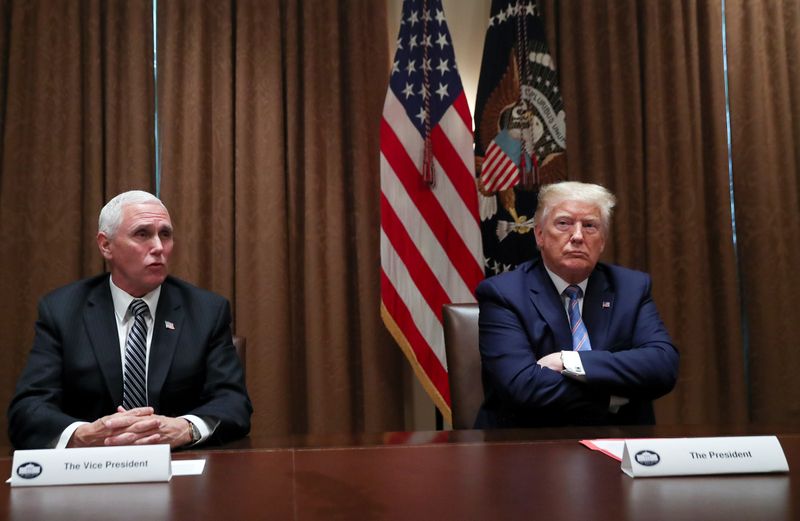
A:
[543,264,588,298]
[109,276,162,321]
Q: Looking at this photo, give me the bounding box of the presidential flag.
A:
[380,0,484,423]
[474,0,567,276]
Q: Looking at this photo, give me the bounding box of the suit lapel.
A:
[583,266,614,351]
[148,280,184,409]
[527,261,572,351]
[84,278,124,406]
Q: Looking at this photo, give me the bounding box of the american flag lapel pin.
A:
[165,320,175,330]
[601,301,611,309]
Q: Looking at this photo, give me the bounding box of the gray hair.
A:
[98,190,166,238]
[533,181,616,231]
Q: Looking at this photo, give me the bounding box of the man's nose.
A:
[570,224,584,242]
[151,236,163,253]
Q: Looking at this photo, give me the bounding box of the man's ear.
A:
[534,225,543,247]
[97,233,112,260]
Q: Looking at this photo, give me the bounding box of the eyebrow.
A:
[552,213,600,221]
[131,223,173,233]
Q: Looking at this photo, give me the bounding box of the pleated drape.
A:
[2,1,799,447]
[0,0,405,445]
[542,0,748,424]
[726,0,800,423]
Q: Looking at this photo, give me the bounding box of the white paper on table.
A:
[580,439,626,461]
[171,459,206,476]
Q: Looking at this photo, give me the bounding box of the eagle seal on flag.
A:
[474,1,566,275]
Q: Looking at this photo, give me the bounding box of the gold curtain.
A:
[543,0,748,424]
[3,0,799,445]
[726,0,800,423]
[0,0,155,444]
[0,0,405,446]
[155,0,405,437]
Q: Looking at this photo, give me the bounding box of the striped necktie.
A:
[564,285,592,351]
[123,299,149,409]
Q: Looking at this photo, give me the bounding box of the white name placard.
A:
[621,436,789,478]
[10,444,171,487]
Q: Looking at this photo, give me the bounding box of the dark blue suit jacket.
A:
[8,274,252,449]
[475,259,679,428]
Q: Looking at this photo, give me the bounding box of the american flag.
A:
[380,0,484,423]
[480,137,523,192]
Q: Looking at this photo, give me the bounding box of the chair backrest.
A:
[442,303,483,429]
[232,335,246,379]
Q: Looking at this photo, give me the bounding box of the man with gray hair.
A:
[475,181,679,428]
[8,190,252,449]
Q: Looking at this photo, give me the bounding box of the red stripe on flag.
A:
[494,161,519,192]
[452,94,473,133]
[482,142,520,193]
[381,117,420,176]
[381,194,451,322]
[481,143,505,189]
[381,118,482,293]
[381,272,450,404]
[485,141,502,163]
[431,122,480,224]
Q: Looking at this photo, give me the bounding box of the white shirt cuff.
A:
[560,350,586,381]
[609,395,630,413]
[180,414,218,445]
[56,421,89,449]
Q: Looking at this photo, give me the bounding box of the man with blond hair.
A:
[475,181,679,428]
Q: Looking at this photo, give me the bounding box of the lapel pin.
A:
[165,321,175,330]
[601,301,611,309]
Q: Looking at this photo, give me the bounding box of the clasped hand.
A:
[537,352,564,372]
[68,406,192,448]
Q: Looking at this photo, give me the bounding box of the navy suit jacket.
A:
[475,259,679,429]
[8,274,252,449]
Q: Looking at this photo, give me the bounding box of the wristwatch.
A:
[188,421,201,444]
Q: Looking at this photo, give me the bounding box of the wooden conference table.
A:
[1,424,798,521]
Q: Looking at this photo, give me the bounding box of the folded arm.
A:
[478,284,611,416]
[579,282,679,399]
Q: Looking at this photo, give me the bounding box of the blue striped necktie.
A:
[123,299,149,409]
[564,285,592,351]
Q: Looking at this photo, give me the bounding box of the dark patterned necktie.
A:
[123,299,149,409]
[564,285,592,351]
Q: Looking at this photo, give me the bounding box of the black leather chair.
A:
[442,303,483,429]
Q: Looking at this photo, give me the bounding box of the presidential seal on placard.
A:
[16,461,43,479]
[634,450,662,467]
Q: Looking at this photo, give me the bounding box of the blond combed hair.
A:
[533,181,616,231]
